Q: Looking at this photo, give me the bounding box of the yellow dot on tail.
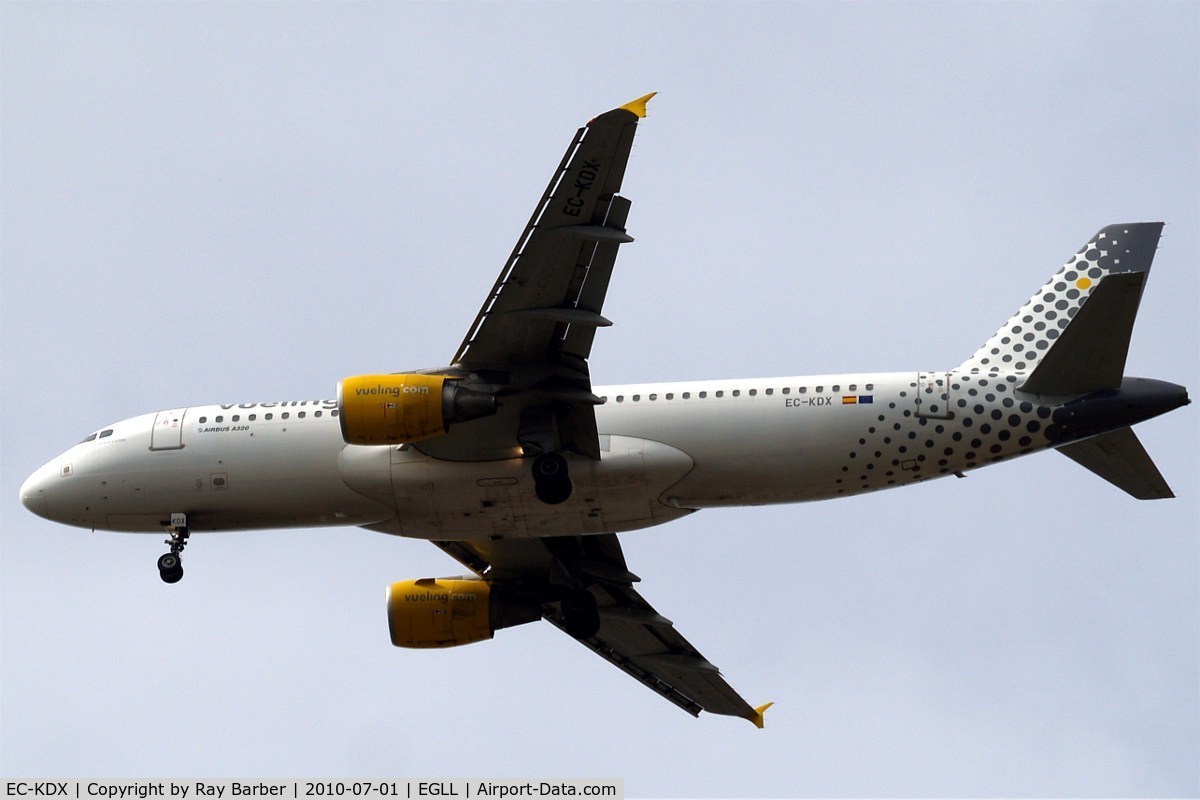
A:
[1077,277,1092,290]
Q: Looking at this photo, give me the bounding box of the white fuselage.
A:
[19,369,1065,540]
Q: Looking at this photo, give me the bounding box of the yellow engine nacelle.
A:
[387,578,492,648]
[338,374,496,445]
[386,577,541,648]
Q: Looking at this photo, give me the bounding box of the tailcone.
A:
[1045,378,1189,444]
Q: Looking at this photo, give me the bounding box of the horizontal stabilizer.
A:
[1057,427,1174,500]
[1020,271,1145,395]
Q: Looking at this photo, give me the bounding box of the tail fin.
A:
[956,223,1164,383]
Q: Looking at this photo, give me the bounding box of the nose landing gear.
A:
[157,513,189,583]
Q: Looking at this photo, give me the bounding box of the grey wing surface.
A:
[433,533,771,726]
[417,94,654,462]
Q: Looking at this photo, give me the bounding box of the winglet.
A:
[619,92,657,118]
[746,701,774,729]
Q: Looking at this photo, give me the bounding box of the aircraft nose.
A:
[19,466,52,520]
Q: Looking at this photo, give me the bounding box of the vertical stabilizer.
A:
[957,223,1163,376]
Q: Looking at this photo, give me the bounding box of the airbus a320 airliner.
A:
[19,94,1190,726]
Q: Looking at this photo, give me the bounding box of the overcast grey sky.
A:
[2,2,1197,796]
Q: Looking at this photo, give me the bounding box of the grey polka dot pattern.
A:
[832,223,1164,498]
[957,224,1163,375]
[832,373,1053,496]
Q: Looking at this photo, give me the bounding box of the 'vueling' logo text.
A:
[355,385,430,398]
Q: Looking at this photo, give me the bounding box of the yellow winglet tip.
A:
[619,92,657,118]
[748,701,774,729]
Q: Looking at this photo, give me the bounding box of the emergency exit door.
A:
[150,408,187,450]
[915,373,954,420]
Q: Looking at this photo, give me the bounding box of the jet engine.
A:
[338,374,496,445]
[386,577,540,648]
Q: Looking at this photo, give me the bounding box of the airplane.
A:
[18,93,1191,727]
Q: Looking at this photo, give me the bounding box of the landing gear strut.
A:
[542,538,602,639]
[532,452,572,505]
[158,513,189,583]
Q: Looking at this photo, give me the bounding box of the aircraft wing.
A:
[433,534,771,727]
[417,94,654,462]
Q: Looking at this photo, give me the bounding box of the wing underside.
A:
[405,96,766,725]
[433,534,768,725]
[417,95,654,462]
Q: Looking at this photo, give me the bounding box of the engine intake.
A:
[338,374,496,445]
[386,577,540,648]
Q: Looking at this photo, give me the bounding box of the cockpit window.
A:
[99,429,114,439]
[80,433,98,444]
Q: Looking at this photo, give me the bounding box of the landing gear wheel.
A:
[533,452,568,481]
[562,589,600,640]
[535,476,573,505]
[158,513,190,584]
[157,553,184,584]
[533,453,573,505]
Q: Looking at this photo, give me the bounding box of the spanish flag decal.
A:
[842,396,857,405]
[842,395,874,405]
